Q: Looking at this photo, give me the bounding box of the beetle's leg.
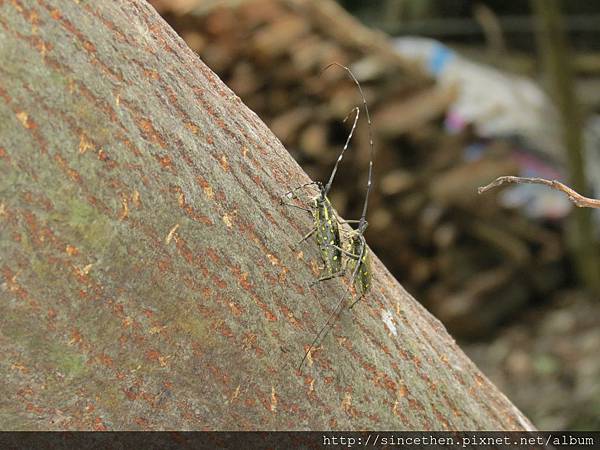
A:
[280,202,312,213]
[349,293,365,309]
[310,270,346,286]
[280,182,320,203]
[328,244,360,259]
[296,227,317,245]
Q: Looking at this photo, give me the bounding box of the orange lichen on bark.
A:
[138,118,167,148]
[65,244,79,256]
[54,154,82,183]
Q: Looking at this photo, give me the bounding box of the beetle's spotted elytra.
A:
[313,196,342,274]
[346,230,372,300]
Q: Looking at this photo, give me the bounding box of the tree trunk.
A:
[0,0,533,430]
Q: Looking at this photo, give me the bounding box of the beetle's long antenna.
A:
[322,107,360,196]
[323,62,374,229]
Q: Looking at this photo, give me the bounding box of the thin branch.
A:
[478,176,600,209]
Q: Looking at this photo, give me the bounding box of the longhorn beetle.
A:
[280,105,361,282]
[298,62,374,370]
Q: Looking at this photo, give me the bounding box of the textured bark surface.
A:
[0,0,534,430]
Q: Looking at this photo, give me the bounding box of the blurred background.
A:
[149,0,600,429]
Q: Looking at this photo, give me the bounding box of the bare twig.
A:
[477,176,600,208]
[478,176,600,208]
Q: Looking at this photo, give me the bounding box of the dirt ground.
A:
[463,290,600,430]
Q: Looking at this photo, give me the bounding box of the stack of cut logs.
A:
[150,0,567,337]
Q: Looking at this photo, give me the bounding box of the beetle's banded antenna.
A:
[323,106,361,196]
[323,62,374,235]
[281,106,359,202]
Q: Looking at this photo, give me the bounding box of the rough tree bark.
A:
[0,0,534,430]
